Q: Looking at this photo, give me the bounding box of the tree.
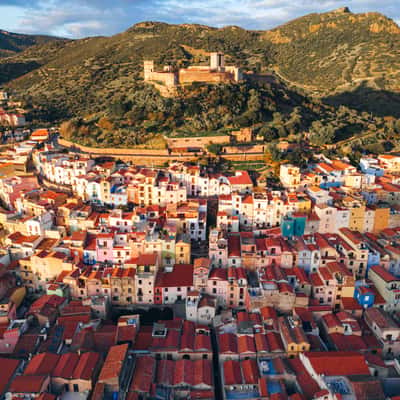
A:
[207,143,222,155]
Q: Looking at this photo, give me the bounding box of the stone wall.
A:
[179,69,235,84]
[166,134,231,150]
[58,139,169,155]
[58,138,265,163]
[222,144,266,154]
[145,71,177,87]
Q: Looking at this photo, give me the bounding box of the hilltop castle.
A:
[143,52,242,94]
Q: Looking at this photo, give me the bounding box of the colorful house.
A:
[354,285,375,308]
[281,214,306,238]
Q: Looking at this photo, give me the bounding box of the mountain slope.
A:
[0,7,398,121]
[265,7,400,95]
[0,29,64,57]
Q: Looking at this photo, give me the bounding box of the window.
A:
[73,384,79,392]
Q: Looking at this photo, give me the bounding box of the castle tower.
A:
[210,52,225,72]
[143,60,154,81]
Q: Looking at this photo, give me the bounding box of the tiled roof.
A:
[370,265,397,283]
[306,351,370,376]
[24,352,60,376]
[129,356,155,393]
[219,332,238,354]
[155,264,193,288]
[72,352,100,380]
[98,343,128,382]
[9,375,47,394]
[0,357,20,395]
[223,360,242,385]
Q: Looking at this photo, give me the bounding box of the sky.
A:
[0,0,399,38]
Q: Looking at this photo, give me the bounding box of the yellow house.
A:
[344,199,366,232]
[344,174,362,189]
[296,195,312,213]
[278,316,310,356]
[372,206,390,233]
[175,238,191,264]
[326,261,355,301]
[0,286,26,322]
[100,179,111,204]
[30,251,74,290]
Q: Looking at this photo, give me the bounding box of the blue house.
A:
[281,214,306,238]
[366,249,380,277]
[354,285,375,308]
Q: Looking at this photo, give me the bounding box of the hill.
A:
[0,8,398,151]
[0,29,64,57]
[0,30,67,85]
[264,7,400,116]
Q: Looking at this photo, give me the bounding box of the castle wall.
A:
[58,139,169,155]
[58,138,264,164]
[222,144,266,154]
[178,69,235,84]
[145,71,177,87]
[166,134,231,150]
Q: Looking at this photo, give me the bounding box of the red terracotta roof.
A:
[155,264,193,288]
[53,353,79,379]
[370,265,397,283]
[0,358,20,395]
[288,357,320,399]
[223,360,242,385]
[241,359,259,384]
[129,356,155,393]
[306,351,370,376]
[219,333,238,354]
[72,352,100,380]
[265,332,284,352]
[9,375,47,394]
[237,335,256,354]
[98,343,128,382]
[228,235,241,257]
[24,353,60,376]
[227,171,252,186]
[156,359,174,385]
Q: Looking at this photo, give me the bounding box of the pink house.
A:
[96,233,114,263]
[207,269,228,306]
[265,237,283,266]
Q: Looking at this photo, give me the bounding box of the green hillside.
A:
[0,29,64,57]
[0,8,398,151]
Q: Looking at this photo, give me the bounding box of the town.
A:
[0,127,400,400]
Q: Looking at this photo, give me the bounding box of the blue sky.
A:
[0,0,399,38]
